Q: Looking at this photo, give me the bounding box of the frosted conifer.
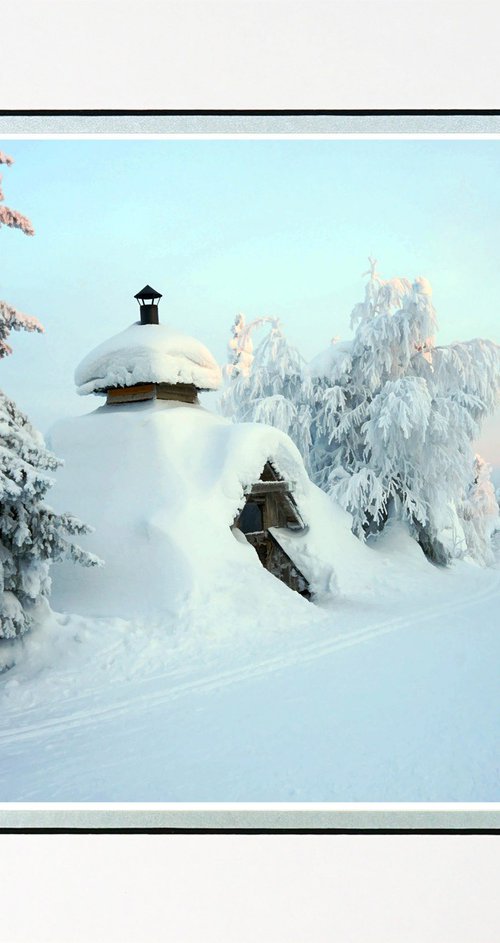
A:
[308,261,500,564]
[0,151,100,639]
[220,316,313,468]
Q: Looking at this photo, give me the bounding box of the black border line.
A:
[1,109,500,117]
[1,828,499,835]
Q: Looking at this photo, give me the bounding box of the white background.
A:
[1,834,499,942]
[1,2,500,941]
[1,1,500,110]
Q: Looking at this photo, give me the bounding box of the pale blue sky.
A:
[1,138,499,460]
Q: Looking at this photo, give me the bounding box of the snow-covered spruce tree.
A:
[0,150,100,639]
[220,315,314,469]
[308,259,500,564]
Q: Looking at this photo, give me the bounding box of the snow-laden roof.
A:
[48,399,370,621]
[75,322,222,395]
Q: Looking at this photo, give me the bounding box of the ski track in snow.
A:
[1,568,498,749]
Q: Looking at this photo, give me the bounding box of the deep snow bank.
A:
[48,400,372,621]
[1,536,498,801]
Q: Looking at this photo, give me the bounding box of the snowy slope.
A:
[2,388,499,802]
[47,399,372,620]
[0,524,498,801]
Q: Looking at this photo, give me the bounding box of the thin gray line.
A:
[2,115,500,134]
[0,810,499,830]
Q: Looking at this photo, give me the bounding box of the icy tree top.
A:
[75,321,222,395]
[0,300,44,359]
[0,151,35,236]
[0,151,42,357]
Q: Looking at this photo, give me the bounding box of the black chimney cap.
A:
[134,284,162,301]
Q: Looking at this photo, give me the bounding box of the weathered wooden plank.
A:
[250,481,294,495]
[106,384,155,404]
[243,529,311,599]
[156,383,199,403]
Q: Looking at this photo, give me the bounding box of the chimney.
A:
[134,284,163,325]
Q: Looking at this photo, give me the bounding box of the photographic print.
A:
[0,119,499,810]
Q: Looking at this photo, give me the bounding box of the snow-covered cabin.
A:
[49,287,365,621]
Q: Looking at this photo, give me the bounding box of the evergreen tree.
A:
[0,151,100,639]
[309,261,500,564]
[220,316,313,468]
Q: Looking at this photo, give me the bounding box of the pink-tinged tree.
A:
[0,152,100,639]
[0,151,40,358]
[0,151,34,236]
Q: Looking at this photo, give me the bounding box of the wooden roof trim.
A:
[249,480,295,495]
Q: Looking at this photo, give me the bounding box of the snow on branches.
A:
[225,313,254,379]
[0,151,35,236]
[0,393,101,638]
[0,300,44,359]
[221,263,500,567]
[0,151,41,358]
[220,315,313,469]
[1,150,101,638]
[309,263,500,564]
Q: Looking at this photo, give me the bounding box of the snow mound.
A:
[75,322,222,395]
[47,399,372,622]
[308,339,353,380]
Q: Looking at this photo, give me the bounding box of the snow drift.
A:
[48,399,371,622]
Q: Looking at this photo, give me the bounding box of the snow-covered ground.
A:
[0,524,498,802]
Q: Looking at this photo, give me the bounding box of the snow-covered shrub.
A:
[458,455,500,566]
[308,260,500,564]
[0,150,100,638]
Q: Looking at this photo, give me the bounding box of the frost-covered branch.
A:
[0,151,34,236]
[0,300,44,359]
[1,151,101,638]
[218,259,499,566]
[0,392,102,639]
[309,260,500,563]
[220,315,313,468]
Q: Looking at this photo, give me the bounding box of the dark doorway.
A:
[238,500,264,534]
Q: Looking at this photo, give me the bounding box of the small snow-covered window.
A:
[238,501,263,534]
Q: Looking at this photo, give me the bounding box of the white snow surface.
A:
[1,399,498,802]
[47,399,365,620]
[75,321,222,395]
[0,524,498,801]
